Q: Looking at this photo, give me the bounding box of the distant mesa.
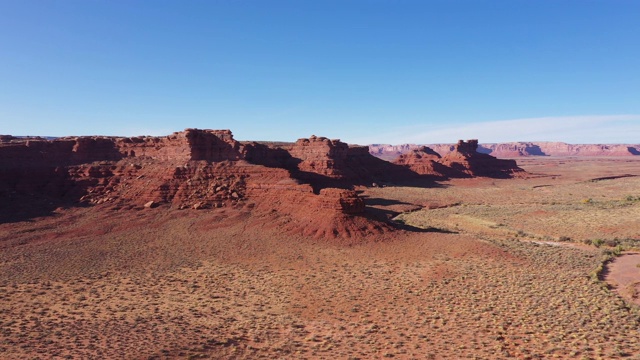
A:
[370,141,640,160]
[0,129,526,240]
[393,140,525,179]
[439,140,526,178]
[476,142,547,157]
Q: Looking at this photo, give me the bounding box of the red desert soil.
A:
[1,131,640,359]
[605,253,640,307]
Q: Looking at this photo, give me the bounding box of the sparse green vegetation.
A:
[582,237,640,252]
[625,195,640,202]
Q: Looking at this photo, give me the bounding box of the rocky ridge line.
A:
[393,140,525,179]
[1,129,525,239]
[370,142,640,160]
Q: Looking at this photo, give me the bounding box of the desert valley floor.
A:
[1,157,640,359]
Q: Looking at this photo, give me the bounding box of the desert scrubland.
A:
[1,132,640,359]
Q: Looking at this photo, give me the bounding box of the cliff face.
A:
[438,140,526,178]
[0,129,242,167]
[392,141,525,178]
[0,130,376,240]
[393,146,452,178]
[277,137,420,188]
[114,129,242,161]
[1,131,529,207]
[287,136,349,177]
[1,129,529,238]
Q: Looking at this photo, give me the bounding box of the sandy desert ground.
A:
[1,157,640,359]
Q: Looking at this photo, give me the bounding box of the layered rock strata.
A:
[1,130,526,238]
[0,130,380,239]
[438,140,525,178]
[392,141,525,178]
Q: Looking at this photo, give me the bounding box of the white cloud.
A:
[351,115,640,145]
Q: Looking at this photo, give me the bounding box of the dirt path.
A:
[604,253,640,306]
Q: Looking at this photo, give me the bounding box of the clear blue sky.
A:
[1,0,639,144]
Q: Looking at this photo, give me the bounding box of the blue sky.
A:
[1,1,639,144]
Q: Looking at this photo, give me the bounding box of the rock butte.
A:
[394,140,525,179]
[0,129,525,240]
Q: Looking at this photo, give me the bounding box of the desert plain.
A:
[1,143,640,359]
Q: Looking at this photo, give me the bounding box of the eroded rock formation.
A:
[392,141,525,178]
[0,130,388,239]
[438,140,525,178]
[288,136,349,177]
[0,130,527,239]
[393,146,453,178]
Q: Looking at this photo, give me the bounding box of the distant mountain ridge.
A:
[369,142,640,160]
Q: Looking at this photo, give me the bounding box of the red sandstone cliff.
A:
[276,136,420,188]
[287,135,349,177]
[392,141,525,178]
[0,129,528,239]
[0,130,385,240]
[438,140,526,178]
[393,146,455,178]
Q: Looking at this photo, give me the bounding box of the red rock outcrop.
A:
[285,137,421,186]
[316,188,366,214]
[112,129,242,161]
[287,135,350,178]
[438,140,525,178]
[0,129,386,240]
[393,146,452,177]
[0,129,532,239]
[390,142,526,178]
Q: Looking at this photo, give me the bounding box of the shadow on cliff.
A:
[362,204,457,234]
[0,191,89,224]
[290,169,447,194]
[242,141,448,192]
[394,222,459,234]
[0,138,126,223]
[360,196,457,234]
[0,162,100,223]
